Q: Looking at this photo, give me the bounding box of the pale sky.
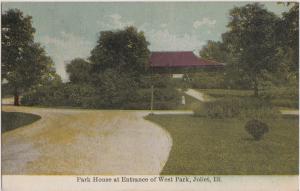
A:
[2,2,289,81]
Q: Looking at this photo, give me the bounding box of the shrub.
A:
[22,83,181,110]
[271,99,299,108]
[93,69,139,109]
[194,97,280,119]
[21,83,96,107]
[22,67,183,109]
[245,119,269,141]
[260,84,299,100]
[124,88,181,110]
[194,98,240,118]
[189,71,226,89]
[139,74,174,89]
[238,98,281,120]
[259,84,299,108]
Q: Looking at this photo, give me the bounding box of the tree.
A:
[89,26,150,79]
[276,3,299,77]
[199,40,228,63]
[224,3,280,96]
[66,58,91,84]
[87,26,151,107]
[2,9,57,105]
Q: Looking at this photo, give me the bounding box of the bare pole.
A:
[150,63,154,114]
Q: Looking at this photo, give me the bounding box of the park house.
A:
[149,51,224,78]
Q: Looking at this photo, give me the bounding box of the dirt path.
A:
[151,110,193,115]
[2,106,172,175]
[184,89,209,102]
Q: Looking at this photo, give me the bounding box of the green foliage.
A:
[195,97,280,119]
[22,72,181,110]
[1,83,14,97]
[276,3,299,74]
[90,26,150,77]
[199,3,298,92]
[59,27,152,109]
[1,9,58,105]
[138,74,173,89]
[189,71,226,89]
[2,9,35,81]
[125,88,181,110]
[199,40,228,63]
[195,98,240,118]
[22,26,156,109]
[92,69,139,108]
[153,88,181,109]
[245,119,269,141]
[66,58,91,84]
[260,84,298,100]
[216,3,299,92]
[271,99,298,109]
[224,3,280,96]
[21,83,96,107]
[258,82,299,108]
[200,86,298,109]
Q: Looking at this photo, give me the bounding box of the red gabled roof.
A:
[149,51,224,68]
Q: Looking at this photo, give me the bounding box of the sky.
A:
[2,2,289,81]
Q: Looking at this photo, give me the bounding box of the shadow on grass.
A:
[2,111,41,133]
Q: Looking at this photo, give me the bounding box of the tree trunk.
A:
[14,93,20,106]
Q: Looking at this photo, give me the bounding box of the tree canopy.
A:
[66,58,91,84]
[1,9,58,105]
[89,26,150,78]
[199,3,298,94]
[276,3,299,76]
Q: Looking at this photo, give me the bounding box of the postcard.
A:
[1,1,299,190]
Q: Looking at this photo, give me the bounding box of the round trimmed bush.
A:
[245,119,269,141]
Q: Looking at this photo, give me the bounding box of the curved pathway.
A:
[2,106,172,175]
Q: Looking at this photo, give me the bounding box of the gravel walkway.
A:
[2,106,172,175]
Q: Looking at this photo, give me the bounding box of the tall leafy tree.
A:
[89,26,150,78]
[88,26,150,107]
[276,3,299,77]
[224,3,280,96]
[2,9,57,105]
[66,58,91,84]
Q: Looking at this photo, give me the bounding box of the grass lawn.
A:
[146,114,298,175]
[2,111,41,133]
[271,98,299,109]
[198,88,298,109]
